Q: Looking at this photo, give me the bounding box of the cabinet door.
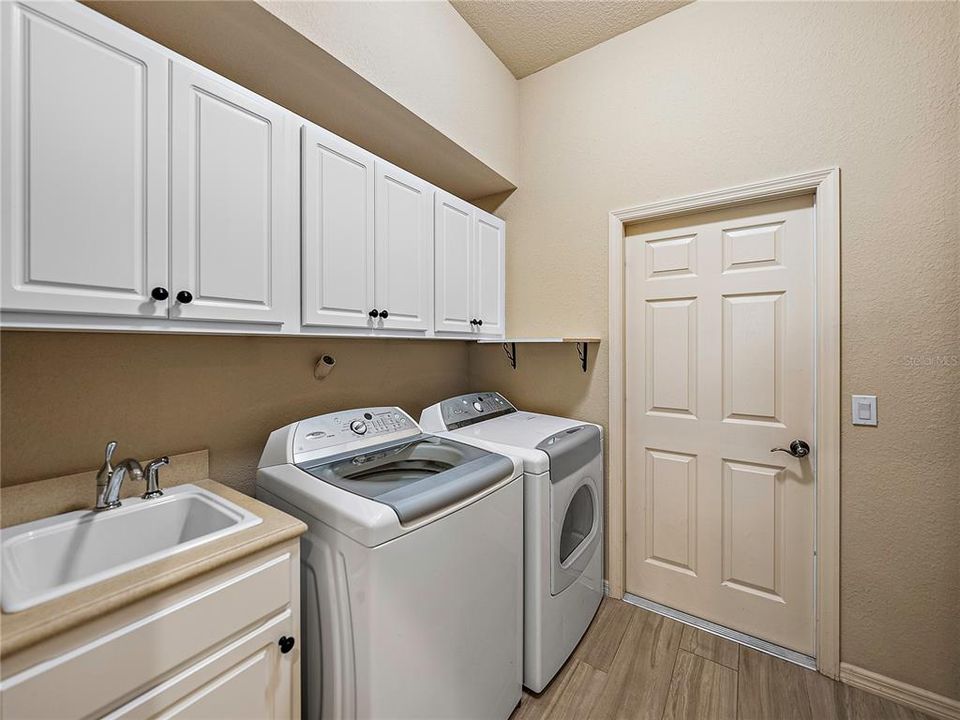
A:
[474,210,505,337]
[434,191,474,334]
[374,161,433,331]
[0,0,168,318]
[301,124,376,328]
[109,611,295,720]
[170,63,295,325]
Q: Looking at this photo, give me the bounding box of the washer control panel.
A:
[439,392,516,431]
[293,407,418,459]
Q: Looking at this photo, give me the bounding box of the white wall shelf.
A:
[475,338,601,372]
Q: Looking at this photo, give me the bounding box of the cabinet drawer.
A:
[1,550,293,719]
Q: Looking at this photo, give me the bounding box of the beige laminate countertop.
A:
[0,479,306,658]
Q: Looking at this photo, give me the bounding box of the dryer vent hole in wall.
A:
[313,355,336,381]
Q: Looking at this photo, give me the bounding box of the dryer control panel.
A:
[435,392,517,431]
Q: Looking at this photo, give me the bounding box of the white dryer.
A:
[420,393,603,693]
[256,407,523,719]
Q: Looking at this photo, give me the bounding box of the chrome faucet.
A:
[94,441,158,510]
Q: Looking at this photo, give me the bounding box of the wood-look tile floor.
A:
[511,598,933,720]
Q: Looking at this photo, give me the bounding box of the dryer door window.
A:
[559,484,595,564]
[551,475,602,596]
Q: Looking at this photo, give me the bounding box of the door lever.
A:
[771,440,810,458]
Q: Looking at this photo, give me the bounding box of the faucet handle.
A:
[142,456,169,499]
[103,440,117,468]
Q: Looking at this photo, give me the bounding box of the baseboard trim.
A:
[839,663,960,720]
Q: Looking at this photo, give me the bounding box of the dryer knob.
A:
[473,401,483,412]
[350,419,367,435]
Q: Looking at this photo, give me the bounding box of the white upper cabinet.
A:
[374,161,434,331]
[434,192,475,334]
[474,210,505,337]
[170,63,297,325]
[0,0,169,318]
[0,1,506,338]
[434,192,506,337]
[301,124,376,329]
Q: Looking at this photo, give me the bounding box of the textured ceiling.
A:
[450,0,692,79]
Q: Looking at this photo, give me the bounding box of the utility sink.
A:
[1,484,261,613]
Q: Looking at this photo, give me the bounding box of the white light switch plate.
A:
[851,395,877,426]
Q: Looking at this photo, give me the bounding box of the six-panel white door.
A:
[473,211,505,337]
[434,191,475,334]
[301,124,377,329]
[0,0,169,318]
[170,63,295,325]
[624,195,816,655]
[374,161,434,331]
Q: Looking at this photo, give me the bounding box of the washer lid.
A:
[296,435,515,523]
[448,412,590,473]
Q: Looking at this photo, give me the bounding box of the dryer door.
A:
[540,426,603,595]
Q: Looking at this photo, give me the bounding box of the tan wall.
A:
[84,1,513,201]
[257,0,520,186]
[469,0,960,699]
[1,332,469,496]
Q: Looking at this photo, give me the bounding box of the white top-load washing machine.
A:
[420,393,603,693]
[256,407,524,720]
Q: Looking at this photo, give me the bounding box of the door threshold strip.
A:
[621,592,817,671]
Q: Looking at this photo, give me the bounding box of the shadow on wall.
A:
[0,331,471,495]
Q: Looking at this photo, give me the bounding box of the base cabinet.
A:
[0,542,300,720]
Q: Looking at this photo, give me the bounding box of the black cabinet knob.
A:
[176,290,193,304]
[369,309,379,318]
[477,319,483,326]
[470,319,478,325]
[150,287,169,301]
[278,636,295,654]
[379,310,389,319]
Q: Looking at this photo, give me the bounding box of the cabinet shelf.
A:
[475,337,600,372]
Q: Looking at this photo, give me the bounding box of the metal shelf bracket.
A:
[577,342,589,373]
[502,342,517,370]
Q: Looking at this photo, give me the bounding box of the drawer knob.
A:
[176,290,193,304]
[279,636,295,654]
[150,286,169,301]
[378,309,389,319]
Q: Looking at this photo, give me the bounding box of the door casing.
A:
[607,168,840,678]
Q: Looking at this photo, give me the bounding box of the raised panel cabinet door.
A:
[624,195,816,656]
[374,161,434,331]
[170,63,296,325]
[473,210,505,337]
[112,613,296,720]
[301,124,376,328]
[434,191,474,334]
[0,0,168,317]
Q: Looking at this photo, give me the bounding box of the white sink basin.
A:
[1,484,261,613]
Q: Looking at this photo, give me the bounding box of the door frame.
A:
[607,168,841,678]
